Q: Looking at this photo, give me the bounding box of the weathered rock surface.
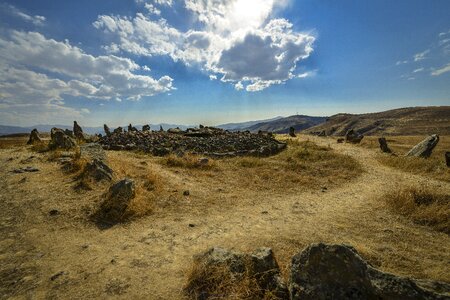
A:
[345,129,364,144]
[99,126,286,157]
[290,243,450,300]
[82,159,113,182]
[185,247,289,299]
[93,178,135,226]
[104,124,111,136]
[27,129,41,145]
[378,137,392,153]
[49,128,77,149]
[289,126,296,137]
[73,121,84,140]
[79,143,106,161]
[406,134,439,158]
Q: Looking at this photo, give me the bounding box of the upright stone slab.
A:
[406,134,439,158]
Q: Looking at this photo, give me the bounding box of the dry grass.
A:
[30,141,50,153]
[162,154,217,170]
[383,186,450,233]
[219,140,363,191]
[0,137,28,149]
[359,136,450,182]
[184,258,278,300]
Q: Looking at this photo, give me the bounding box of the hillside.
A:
[306,106,450,136]
[217,116,284,131]
[240,115,327,133]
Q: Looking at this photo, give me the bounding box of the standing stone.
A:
[378,137,392,153]
[104,124,111,136]
[445,152,450,167]
[50,128,77,149]
[345,129,364,144]
[289,127,296,137]
[142,124,150,132]
[27,129,41,145]
[406,134,439,158]
[73,121,84,140]
[113,127,123,134]
[159,125,164,132]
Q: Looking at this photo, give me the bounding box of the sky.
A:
[0,0,449,127]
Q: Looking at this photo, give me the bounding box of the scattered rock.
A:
[378,137,392,153]
[183,190,190,196]
[289,127,296,137]
[345,129,364,144]
[289,243,450,300]
[104,124,111,136]
[50,271,65,281]
[446,152,450,167]
[49,209,59,216]
[159,125,164,132]
[50,128,77,149]
[337,138,345,143]
[188,223,195,228]
[142,124,151,132]
[168,127,183,134]
[27,129,41,145]
[113,127,123,134]
[18,177,27,183]
[12,166,39,173]
[128,124,138,132]
[198,157,209,165]
[93,179,136,226]
[73,121,84,140]
[82,159,113,182]
[406,134,440,158]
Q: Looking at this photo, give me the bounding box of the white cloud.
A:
[234,81,244,90]
[94,1,315,91]
[396,60,408,65]
[431,63,450,76]
[145,3,161,15]
[209,74,217,80]
[2,4,46,26]
[0,30,174,124]
[414,49,430,61]
[413,67,424,73]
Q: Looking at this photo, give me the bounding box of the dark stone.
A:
[142,124,151,132]
[289,127,296,137]
[82,159,113,182]
[183,190,190,196]
[337,138,345,143]
[446,152,450,167]
[345,129,364,144]
[104,124,111,136]
[27,129,41,145]
[159,125,164,132]
[406,134,440,158]
[290,243,450,300]
[49,209,59,216]
[378,137,392,153]
[73,121,84,140]
[113,127,123,134]
[50,128,77,149]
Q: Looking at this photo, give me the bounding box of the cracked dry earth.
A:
[1,135,449,299]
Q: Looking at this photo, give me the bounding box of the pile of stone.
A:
[186,243,450,300]
[99,124,287,157]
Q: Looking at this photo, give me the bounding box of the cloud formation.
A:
[2,4,46,26]
[94,0,315,91]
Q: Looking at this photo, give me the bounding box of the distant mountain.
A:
[239,115,327,133]
[305,106,450,136]
[217,116,284,131]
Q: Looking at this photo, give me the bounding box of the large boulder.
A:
[73,121,84,140]
[406,134,439,158]
[93,178,135,225]
[345,129,364,144]
[378,137,392,153]
[49,128,77,149]
[27,129,41,145]
[82,159,113,182]
[290,243,450,300]
[79,143,106,161]
[185,247,288,299]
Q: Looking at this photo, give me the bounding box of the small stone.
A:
[183,190,190,196]
[50,271,65,281]
[188,223,195,227]
[49,209,59,216]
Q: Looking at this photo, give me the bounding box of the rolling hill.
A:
[306,106,450,136]
[239,115,327,133]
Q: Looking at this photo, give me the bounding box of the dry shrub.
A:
[184,260,276,300]
[383,186,450,233]
[379,155,449,182]
[163,154,216,170]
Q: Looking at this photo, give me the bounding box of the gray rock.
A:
[289,243,450,300]
[168,127,183,134]
[50,128,77,149]
[104,124,111,136]
[345,129,364,144]
[73,121,84,140]
[83,159,113,181]
[27,129,41,145]
[379,137,392,153]
[142,124,151,132]
[113,127,123,134]
[406,134,439,158]
[94,179,135,225]
[79,143,106,161]
[12,166,39,173]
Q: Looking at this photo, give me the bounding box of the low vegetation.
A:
[162,154,217,170]
[383,186,450,233]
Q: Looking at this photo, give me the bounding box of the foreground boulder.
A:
[378,137,392,153]
[27,129,41,145]
[49,128,77,149]
[345,129,364,144]
[82,159,113,182]
[93,178,135,226]
[73,121,84,140]
[290,243,449,300]
[406,134,439,158]
[185,247,288,299]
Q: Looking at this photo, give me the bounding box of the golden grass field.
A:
[0,134,449,299]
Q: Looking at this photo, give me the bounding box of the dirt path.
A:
[1,137,449,299]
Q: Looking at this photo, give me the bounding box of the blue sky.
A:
[0,0,449,126]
